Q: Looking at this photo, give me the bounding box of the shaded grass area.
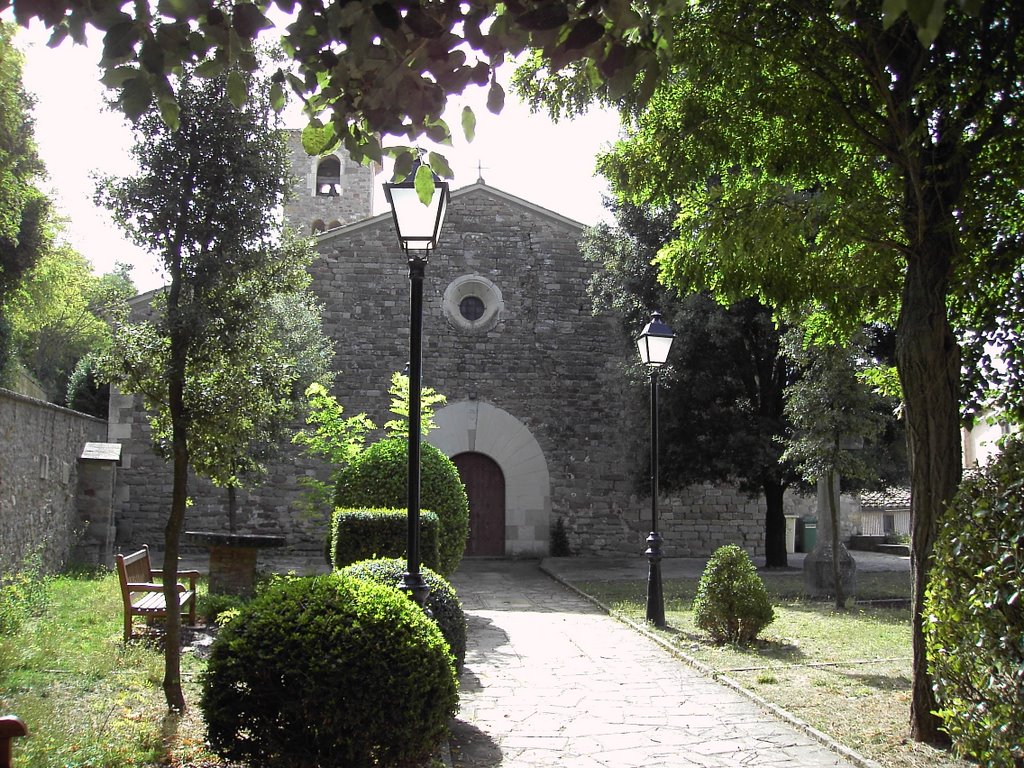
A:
[574,570,971,768]
[0,570,230,768]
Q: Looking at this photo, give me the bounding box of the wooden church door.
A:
[453,452,506,556]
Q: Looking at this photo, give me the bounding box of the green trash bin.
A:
[802,518,817,552]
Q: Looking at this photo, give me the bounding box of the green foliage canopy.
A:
[5,249,134,404]
[7,0,956,184]
[781,332,890,487]
[0,22,47,304]
[99,69,331,492]
[583,200,799,567]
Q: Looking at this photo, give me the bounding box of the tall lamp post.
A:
[636,311,675,627]
[383,163,450,608]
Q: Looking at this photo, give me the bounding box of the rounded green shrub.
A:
[692,544,775,644]
[343,557,468,672]
[925,437,1024,767]
[335,436,469,576]
[200,572,458,768]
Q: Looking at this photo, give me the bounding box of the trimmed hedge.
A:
[335,437,469,576]
[925,436,1024,767]
[692,544,775,645]
[201,572,458,768]
[330,507,440,571]
[343,556,468,672]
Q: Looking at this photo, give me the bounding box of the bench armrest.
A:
[0,716,27,739]
[147,570,200,590]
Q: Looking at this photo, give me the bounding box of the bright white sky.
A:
[15,22,621,293]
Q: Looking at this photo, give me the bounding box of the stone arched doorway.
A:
[429,400,551,556]
[452,452,506,556]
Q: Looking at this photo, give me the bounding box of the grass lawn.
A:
[1,569,452,768]
[0,570,231,768]
[572,569,972,768]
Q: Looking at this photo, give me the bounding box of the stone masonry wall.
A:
[0,389,107,574]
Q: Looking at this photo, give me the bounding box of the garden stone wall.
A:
[0,389,107,574]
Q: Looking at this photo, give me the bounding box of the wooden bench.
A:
[0,716,27,768]
[115,546,199,641]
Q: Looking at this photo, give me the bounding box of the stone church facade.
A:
[107,131,821,566]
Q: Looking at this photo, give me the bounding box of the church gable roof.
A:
[315,180,586,246]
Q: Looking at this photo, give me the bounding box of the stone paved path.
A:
[447,559,862,768]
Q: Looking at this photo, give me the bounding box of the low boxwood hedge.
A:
[329,507,440,570]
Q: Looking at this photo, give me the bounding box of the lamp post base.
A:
[400,571,432,611]
[645,531,666,628]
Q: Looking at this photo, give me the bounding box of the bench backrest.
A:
[116,546,153,591]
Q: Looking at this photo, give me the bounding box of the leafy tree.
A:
[518,1,1021,742]
[0,22,49,376]
[5,249,134,404]
[182,285,334,531]
[292,372,448,519]
[584,200,799,567]
[781,331,888,608]
[291,384,375,519]
[382,370,447,439]
[97,66,319,711]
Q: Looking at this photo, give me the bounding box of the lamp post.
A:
[636,311,675,627]
[383,162,450,608]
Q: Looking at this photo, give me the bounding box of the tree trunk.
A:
[763,480,788,568]
[827,468,845,610]
[162,434,188,712]
[162,258,189,713]
[896,246,961,744]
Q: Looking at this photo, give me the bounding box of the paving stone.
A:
[448,559,863,768]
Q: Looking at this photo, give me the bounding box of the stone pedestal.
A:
[803,475,857,598]
[803,543,857,598]
[185,532,286,597]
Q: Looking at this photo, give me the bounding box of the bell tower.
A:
[282,129,377,235]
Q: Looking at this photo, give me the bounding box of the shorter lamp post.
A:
[383,162,450,608]
[636,311,675,627]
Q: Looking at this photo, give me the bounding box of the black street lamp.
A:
[383,162,450,608]
[636,311,675,627]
